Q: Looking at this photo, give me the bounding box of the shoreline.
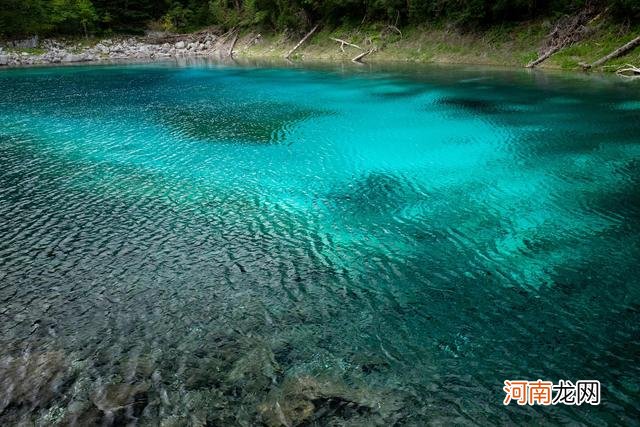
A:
[0,52,633,85]
[1,23,639,74]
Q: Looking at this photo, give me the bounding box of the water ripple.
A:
[0,63,639,425]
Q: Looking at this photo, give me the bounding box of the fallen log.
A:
[330,37,362,52]
[218,27,237,44]
[616,63,640,76]
[590,35,640,68]
[352,48,374,63]
[526,46,563,68]
[525,8,595,68]
[228,31,239,57]
[284,25,319,59]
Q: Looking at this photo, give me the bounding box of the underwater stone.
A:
[257,375,385,427]
[351,352,391,374]
[0,351,70,414]
[227,343,280,395]
[90,382,149,421]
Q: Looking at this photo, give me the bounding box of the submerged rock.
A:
[257,375,394,426]
[90,382,149,422]
[228,343,281,395]
[0,350,70,414]
[351,352,391,374]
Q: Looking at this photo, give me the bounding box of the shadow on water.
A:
[434,96,508,115]
[327,172,429,217]
[157,102,327,144]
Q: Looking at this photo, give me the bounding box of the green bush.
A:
[0,0,638,38]
[610,0,640,21]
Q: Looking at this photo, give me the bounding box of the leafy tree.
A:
[0,0,638,38]
[610,0,640,22]
[0,0,50,36]
[50,0,98,36]
[161,3,194,31]
[92,0,162,33]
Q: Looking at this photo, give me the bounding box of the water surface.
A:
[1,61,639,425]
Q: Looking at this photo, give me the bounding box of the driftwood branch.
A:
[284,24,319,59]
[590,35,640,68]
[219,27,237,43]
[208,26,236,53]
[352,48,374,63]
[526,46,562,68]
[616,63,640,77]
[227,31,239,57]
[330,37,362,52]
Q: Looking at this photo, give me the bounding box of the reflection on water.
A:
[0,61,639,425]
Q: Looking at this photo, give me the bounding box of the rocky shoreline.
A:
[0,32,243,67]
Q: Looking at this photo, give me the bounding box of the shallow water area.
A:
[1,60,639,425]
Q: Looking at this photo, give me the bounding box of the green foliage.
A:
[161,4,194,31]
[0,0,638,38]
[0,0,51,36]
[50,0,98,36]
[241,0,271,26]
[610,0,640,22]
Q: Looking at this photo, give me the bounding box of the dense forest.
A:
[1,0,639,38]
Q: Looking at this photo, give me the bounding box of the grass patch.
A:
[547,22,640,70]
[235,18,640,71]
[237,21,550,67]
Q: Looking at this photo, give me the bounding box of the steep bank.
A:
[1,20,639,71]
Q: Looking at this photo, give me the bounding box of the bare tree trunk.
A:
[284,25,319,59]
[590,35,640,68]
[352,48,374,63]
[330,37,362,52]
[228,31,239,57]
[526,46,561,68]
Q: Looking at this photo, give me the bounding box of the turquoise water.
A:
[1,61,639,425]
